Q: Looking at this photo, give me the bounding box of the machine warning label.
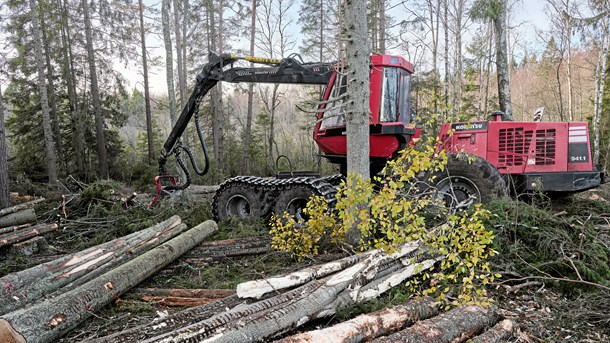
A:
[568,143,589,163]
[451,122,488,131]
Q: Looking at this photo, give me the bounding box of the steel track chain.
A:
[212,175,340,221]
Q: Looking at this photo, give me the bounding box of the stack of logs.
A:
[0,216,218,343]
[89,241,514,343]
[0,198,56,254]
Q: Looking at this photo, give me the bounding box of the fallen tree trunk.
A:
[0,223,58,248]
[90,295,246,343]
[0,220,217,343]
[0,209,37,229]
[275,297,439,343]
[143,242,427,343]
[0,198,45,217]
[0,217,184,315]
[9,236,48,256]
[0,216,181,298]
[372,305,500,343]
[470,319,514,343]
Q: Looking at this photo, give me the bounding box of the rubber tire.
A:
[431,154,507,207]
[273,186,315,222]
[213,185,264,222]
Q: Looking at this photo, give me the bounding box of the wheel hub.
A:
[436,176,481,208]
[226,195,251,217]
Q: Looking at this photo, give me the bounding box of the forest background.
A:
[0,0,608,202]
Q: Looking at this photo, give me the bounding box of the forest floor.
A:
[1,180,609,342]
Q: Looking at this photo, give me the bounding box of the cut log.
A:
[0,220,218,343]
[275,297,439,343]
[0,216,181,297]
[0,223,58,248]
[140,296,216,307]
[236,250,373,299]
[470,319,514,343]
[8,236,48,256]
[371,305,500,343]
[142,242,425,343]
[90,295,245,343]
[0,217,185,315]
[0,198,45,217]
[186,185,220,194]
[131,288,235,299]
[0,209,37,229]
[134,288,235,307]
[186,236,272,258]
[0,224,32,235]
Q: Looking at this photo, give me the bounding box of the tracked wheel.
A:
[273,185,315,222]
[431,154,507,208]
[213,183,264,221]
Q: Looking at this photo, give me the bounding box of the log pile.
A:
[90,240,514,343]
[0,217,218,343]
[0,199,50,252]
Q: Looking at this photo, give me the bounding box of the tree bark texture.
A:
[0,198,44,218]
[90,294,245,343]
[372,305,499,343]
[275,297,438,343]
[0,220,217,343]
[82,0,109,178]
[0,223,58,249]
[342,0,370,180]
[0,209,37,229]
[494,0,512,120]
[469,319,514,343]
[29,0,58,184]
[0,216,182,315]
[0,86,8,209]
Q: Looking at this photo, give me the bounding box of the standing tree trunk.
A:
[452,0,465,117]
[82,0,109,179]
[30,0,58,184]
[493,0,512,120]
[342,0,370,245]
[173,0,185,108]
[163,0,178,124]
[343,0,370,180]
[208,0,224,170]
[243,0,256,173]
[139,0,154,164]
[40,12,65,175]
[592,31,608,165]
[443,0,449,112]
[0,85,9,209]
[565,0,574,121]
[59,0,86,177]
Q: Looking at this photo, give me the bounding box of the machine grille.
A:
[535,129,556,165]
[498,128,532,166]
[498,127,556,166]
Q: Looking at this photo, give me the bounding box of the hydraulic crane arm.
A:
[156,53,335,195]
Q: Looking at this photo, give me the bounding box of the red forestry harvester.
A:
[154,53,604,220]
